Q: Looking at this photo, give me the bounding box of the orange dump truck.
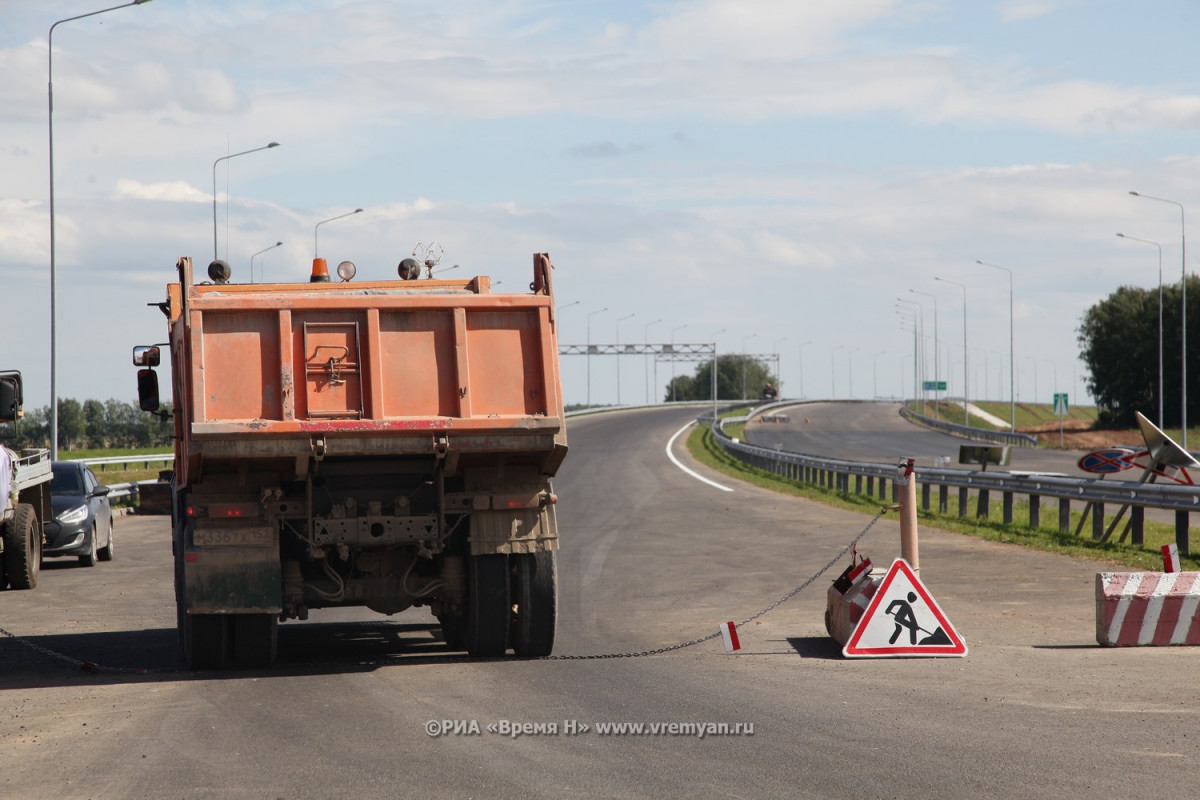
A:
[135,253,566,669]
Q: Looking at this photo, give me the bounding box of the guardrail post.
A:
[1176,511,1190,555]
[976,488,990,519]
[879,478,887,501]
[1091,502,1105,540]
[1130,506,1144,546]
[854,475,862,495]
[1058,498,1070,533]
[1002,491,1013,525]
[921,482,931,512]
[866,475,874,496]
[938,485,948,514]
[1029,494,1040,528]
[958,487,968,518]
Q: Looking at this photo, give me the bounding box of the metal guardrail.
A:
[75,454,174,471]
[708,402,1197,553]
[899,405,1038,448]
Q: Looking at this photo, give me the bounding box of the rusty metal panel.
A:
[377,309,459,417]
[465,310,547,416]
[196,310,283,422]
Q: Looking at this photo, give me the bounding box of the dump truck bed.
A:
[169,257,566,470]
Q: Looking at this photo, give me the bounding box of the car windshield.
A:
[50,467,84,495]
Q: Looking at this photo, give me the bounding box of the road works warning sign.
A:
[843,559,967,658]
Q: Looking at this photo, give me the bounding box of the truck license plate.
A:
[193,527,273,547]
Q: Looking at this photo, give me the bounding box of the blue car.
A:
[43,461,114,566]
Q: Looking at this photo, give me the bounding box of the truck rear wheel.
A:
[465,554,510,657]
[3,504,40,590]
[511,552,557,657]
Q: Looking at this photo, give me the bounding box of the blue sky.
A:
[2,0,1198,416]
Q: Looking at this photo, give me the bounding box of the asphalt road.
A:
[745,400,1100,475]
[1,406,1197,799]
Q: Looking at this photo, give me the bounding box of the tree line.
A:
[1078,274,1200,429]
[665,354,778,401]
[0,398,173,451]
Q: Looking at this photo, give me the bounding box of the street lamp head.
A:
[1116,232,1126,238]
[267,141,280,148]
[1129,191,1140,197]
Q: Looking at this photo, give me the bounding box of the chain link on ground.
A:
[0,508,889,672]
[543,507,889,660]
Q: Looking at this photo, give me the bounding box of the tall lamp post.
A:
[741,333,757,399]
[872,350,886,398]
[213,142,279,261]
[314,208,363,257]
[1116,233,1165,428]
[1130,191,1188,448]
[976,260,1015,432]
[250,241,282,283]
[643,318,662,403]
[671,324,689,402]
[935,276,969,426]
[897,298,924,413]
[615,313,635,406]
[48,0,153,460]
[909,288,939,420]
[587,308,609,407]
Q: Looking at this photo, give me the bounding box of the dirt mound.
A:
[1016,421,1140,450]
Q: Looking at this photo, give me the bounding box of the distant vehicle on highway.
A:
[43,461,114,567]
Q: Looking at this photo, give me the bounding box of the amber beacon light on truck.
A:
[133,247,567,670]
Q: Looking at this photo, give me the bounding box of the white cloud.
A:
[113,179,210,203]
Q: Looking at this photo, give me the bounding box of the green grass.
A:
[687,423,1200,571]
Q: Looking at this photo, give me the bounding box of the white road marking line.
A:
[666,421,734,493]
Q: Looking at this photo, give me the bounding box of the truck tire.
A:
[511,551,557,657]
[3,504,40,590]
[229,614,277,670]
[465,554,510,657]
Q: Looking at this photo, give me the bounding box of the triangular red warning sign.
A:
[843,559,967,658]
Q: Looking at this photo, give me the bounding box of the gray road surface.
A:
[1,406,1196,799]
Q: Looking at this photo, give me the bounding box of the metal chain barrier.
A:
[543,507,890,660]
[1,508,889,671]
[0,625,167,674]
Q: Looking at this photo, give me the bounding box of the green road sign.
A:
[923,381,947,391]
[1053,393,1069,415]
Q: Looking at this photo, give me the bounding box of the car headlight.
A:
[58,505,89,525]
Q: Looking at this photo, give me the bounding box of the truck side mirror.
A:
[0,371,23,424]
[138,368,161,412]
[133,345,161,368]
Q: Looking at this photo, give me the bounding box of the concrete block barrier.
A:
[1096,572,1200,646]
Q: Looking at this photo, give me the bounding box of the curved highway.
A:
[745,400,1100,476]
[0,406,1194,798]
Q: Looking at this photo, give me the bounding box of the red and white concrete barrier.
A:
[1096,572,1200,646]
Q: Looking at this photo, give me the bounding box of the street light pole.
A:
[643,318,662,403]
[213,142,279,261]
[615,313,635,406]
[250,241,283,283]
[936,276,969,426]
[742,333,757,400]
[48,0,153,460]
[909,288,939,420]
[1130,191,1188,448]
[671,324,689,402]
[873,350,886,398]
[1117,233,1165,428]
[314,208,363,257]
[587,308,608,407]
[976,260,1015,432]
[897,298,924,413]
